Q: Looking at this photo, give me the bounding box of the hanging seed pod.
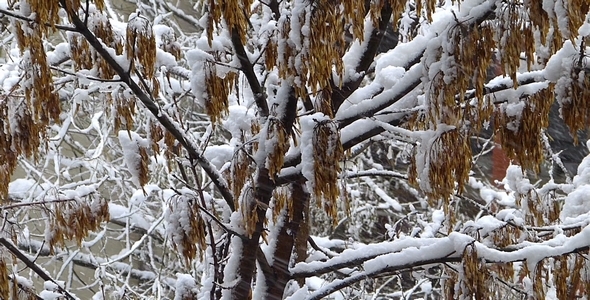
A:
[308,1,344,92]
[166,193,207,264]
[113,89,137,132]
[0,255,8,300]
[90,11,123,77]
[231,147,251,210]
[203,62,231,124]
[49,194,109,250]
[495,85,554,172]
[462,244,489,299]
[126,13,157,79]
[560,72,590,143]
[239,184,263,238]
[70,34,94,71]
[28,0,60,33]
[149,120,163,155]
[266,118,288,179]
[272,188,289,223]
[312,119,343,224]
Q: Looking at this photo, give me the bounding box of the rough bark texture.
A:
[265,182,309,299]
[230,88,299,299]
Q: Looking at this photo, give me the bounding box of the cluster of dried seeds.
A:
[126,14,157,80]
[49,195,110,251]
[311,120,343,225]
[495,86,554,173]
[167,195,207,264]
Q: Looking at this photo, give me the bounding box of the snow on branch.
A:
[60,1,235,210]
[294,225,590,298]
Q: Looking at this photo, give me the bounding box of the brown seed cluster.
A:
[1,5,61,200]
[230,123,259,208]
[113,89,137,133]
[70,34,94,70]
[203,62,235,124]
[408,127,471,205]
[204,0,252,46]
[553,253,590,298]
[126,14,157,80]
[560,72,590,143]
[307,1,345,94]
[49,195,110,251]
[90,11,124,77]
[240,185,262,238]
[0,256,8,300]
[411,0,590,203]
[167,195,207,264]
[231,148,252,210]
[27,0,60,34]
[312,120,343,225]
[496,3,535,87]
[412,23,496,203]
[149,121,164,156]
[158,28,182,61]
[461,244,489,299]
[495,86,554,173]
[271,188,290,223]
[266,118,289,179]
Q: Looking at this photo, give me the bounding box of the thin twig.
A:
[0,237,78,300]
[0,8,79,32]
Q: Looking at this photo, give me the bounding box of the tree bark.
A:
[265,182,309,299]
[230,85,299,299]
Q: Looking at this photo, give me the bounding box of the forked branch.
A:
[58,0,235,210]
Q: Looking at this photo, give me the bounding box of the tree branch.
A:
[0,237,78,300]
[59,0,235,211]
[230,27,269,118]
[330,3,393,114]
[0,8,79,32]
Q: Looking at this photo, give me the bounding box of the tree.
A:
[1,0,590,299]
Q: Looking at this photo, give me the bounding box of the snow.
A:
[362,177,402,211]
[285,284,308,300]
[222,105,257,139]
[203,145,234,169]
[299,113,329,191]
[469,177,514,206]
[553,0,571,38]
[503,165,534,195]
[292,236,446,276]
[109,203,153,232]
[186,48,214,103]
[43,281,65,292]
[375,36,428,71]
[362,232,472,273]
[561,142,590,221]
[46,43,71,66]
[8,178,41,199]
[340,17,375,84]
[375,66,406,90]
[40,291,65,300]
[476,224,590,270]
[118,130,149,187]
[544,40,577,82]
[336,64,423,121]
[221,235,244,300]
[174,273,198,300]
